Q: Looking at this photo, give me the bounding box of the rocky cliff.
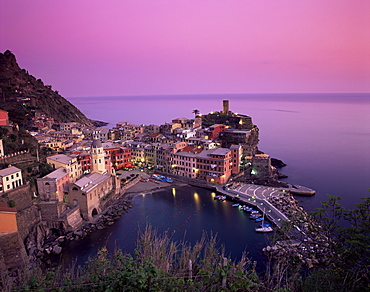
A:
[0,50,94,127]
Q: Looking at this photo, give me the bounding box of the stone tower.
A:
[222,100,229,114]
[91,139,106,174]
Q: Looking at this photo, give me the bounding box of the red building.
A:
[0,110,9,126]
[102,142,132,169]
[204,124,226,140]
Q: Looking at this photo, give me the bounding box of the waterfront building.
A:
[0,166,23,194]
[251,154,275,179]
[47,154,82,183]
[67,172,113,221]
[196,148,233,184]
[230,144,243,174]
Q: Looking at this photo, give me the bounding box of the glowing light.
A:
[211,192,216,198]
[172,188,176,196]
[194,192,199,202]
[251,169,257,175]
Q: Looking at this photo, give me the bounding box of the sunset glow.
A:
[1,0,369,97]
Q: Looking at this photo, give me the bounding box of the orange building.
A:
[0,203,17,234]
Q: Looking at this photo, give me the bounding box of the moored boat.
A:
[255,226,273,233]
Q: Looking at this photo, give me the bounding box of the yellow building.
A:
[47,154,82,183]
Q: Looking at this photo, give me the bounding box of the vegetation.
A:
[2,197,369,291]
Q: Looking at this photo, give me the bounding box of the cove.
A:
[59,185,270,270]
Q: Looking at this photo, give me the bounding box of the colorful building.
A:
[37,167,71,202]
[0,109,9,126]
[0,203,17,234]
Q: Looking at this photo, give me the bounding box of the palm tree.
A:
[192,109,200,118]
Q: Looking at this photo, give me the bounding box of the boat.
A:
[232,203,240,207]
[250,213,262,219]
[218,195,226,201]
[259,223,271,228]
[255,226,273,233]
[255,217,264,222]
[255,208,273,232]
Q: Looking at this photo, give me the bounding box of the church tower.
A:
[91,139,106,173]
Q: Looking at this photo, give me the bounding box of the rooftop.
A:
[0,166,21,177]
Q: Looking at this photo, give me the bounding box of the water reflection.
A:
[60,185,269,271]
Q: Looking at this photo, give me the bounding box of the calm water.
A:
[60,187,269,269]
[62,93,370,267]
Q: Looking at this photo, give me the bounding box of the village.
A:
[0,100,316,274]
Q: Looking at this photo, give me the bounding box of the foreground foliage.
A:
[3,196,370,291]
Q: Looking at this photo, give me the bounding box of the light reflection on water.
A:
[60,185,270,271]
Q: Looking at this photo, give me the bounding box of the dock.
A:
[215,184,293,229]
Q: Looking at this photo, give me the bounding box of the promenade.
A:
[215,184,291,228]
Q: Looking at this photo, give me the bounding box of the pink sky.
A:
[1,0,369,97]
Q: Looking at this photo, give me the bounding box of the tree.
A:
[192,109,200,118]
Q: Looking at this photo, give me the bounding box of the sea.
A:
[61,93,369,269]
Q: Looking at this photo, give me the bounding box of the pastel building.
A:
[102,142,132,169]
[0,109,9,126]
[37,167,71,202]
[47,154,82,183]
[196,148,233,184]
[0,203,17,234]
[203,124,226,140]
[0,166,23,194]
[67,172,113,221]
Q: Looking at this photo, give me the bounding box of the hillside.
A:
[0,50,97,128]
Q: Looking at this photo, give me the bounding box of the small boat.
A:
[255,226,273,233]
[250,214,262,219]
[255,208,273,232]
[255,217,264,222]
[232,203,240,207]
[250,210,259,214]
[218,196,226,201]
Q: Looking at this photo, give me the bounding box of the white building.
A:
[0,166,23,194]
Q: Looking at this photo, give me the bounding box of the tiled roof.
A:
[0,166,21,177]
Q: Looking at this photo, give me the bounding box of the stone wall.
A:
[63,206,83,231]
[16,205,41,242]
[0,183,33,211]
[38,200,63,221]
[0,232,28,273]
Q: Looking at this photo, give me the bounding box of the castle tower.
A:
[222,100,229,114]
[91,139,106,173]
